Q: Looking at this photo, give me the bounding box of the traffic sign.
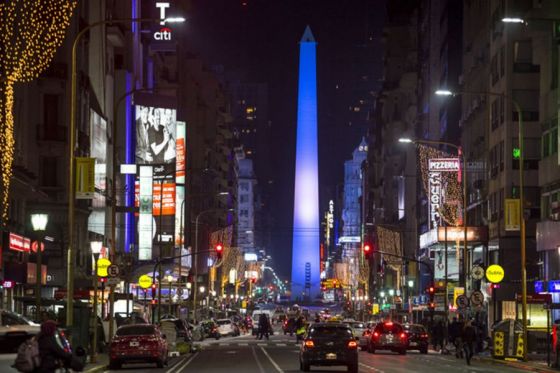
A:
[470,290,484,306]
[456,295,469,309]
[486,264,505,283]
[138,274,153,289]
[471,265,485,280]
[107,277,120,286]
[97,258,111,277]
[107,264,120,278]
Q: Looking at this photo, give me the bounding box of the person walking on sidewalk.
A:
[432,320,445,352]
[462,320,477,365]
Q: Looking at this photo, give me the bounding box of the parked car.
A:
[0,310,40,352]
[216,319,236,336]
[403,324,429,354]
[200,320,221,340]
[109,324,169,369]
[160,317,192,342]
[367,321,407,355]
[299,322,358,373]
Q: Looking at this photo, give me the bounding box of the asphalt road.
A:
[0,329,543,373]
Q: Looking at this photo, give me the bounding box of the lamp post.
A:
[435,88,526,358]
[66,16,185,328]
[31,213,48,321]
[90,241,102,364]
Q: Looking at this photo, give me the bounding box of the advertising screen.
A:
[135,105,177,165]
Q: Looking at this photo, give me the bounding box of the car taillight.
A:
[304,340,314,348]
[348,340,358,348]
[421,333,428,338]
[373,332,379,338]
[400,333,406,340]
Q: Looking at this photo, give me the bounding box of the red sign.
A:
[31,241,45,253]
[516,293,552,304]
[9,233,30,252]
[54,289,91,300]
[2,280,14,289]
[134,181,176,216]
[176,136,185,179]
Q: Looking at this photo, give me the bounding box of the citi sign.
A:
[155,2,172,41]
[154,27,172,40]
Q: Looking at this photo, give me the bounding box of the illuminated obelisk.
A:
[291,26,320,300]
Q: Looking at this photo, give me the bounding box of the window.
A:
[41,157,58,187]
[491,99,499,130]
[240,210,249,217]
[42,94,65,141]
[542,118,558,158]
[500,46,505,76]
[116,325,156,336]
[239,194,248,203]
[240,182,249,192]
[491,54,499,85]
[309,326,353,338]
[513,40,540,73]
[512,90,539,122]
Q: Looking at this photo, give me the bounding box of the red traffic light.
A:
[216,243,224,252]
[428,286,435,294]
[363,244,372,253]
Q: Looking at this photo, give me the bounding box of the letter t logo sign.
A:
[156,2,170,25]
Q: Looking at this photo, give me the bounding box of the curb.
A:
[477,357,557,373]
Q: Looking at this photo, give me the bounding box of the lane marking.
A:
[276,343,286,346]
[251,346,266,373]
[359,362,385,373]
[257,343,267,346]
[174,352,199,373]
[239,343,249,346]
[259,346,284,373]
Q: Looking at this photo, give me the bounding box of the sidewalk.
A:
[474,353,558,373]
[83,353,109,373]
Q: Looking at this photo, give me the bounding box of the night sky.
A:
[184,0,386,280]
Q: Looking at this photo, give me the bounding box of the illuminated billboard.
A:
[135,105,177,165]
[89,110,107,236]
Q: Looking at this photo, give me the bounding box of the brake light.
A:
[348,340,358,348]
[373,332,379,338]
[421,333,428,338]
[304,340,314,348]
[400,333,406,340]
[385,322,393,326]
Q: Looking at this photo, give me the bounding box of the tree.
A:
[0,0,76,224]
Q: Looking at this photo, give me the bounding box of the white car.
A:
[216,319,236,336]
[0,310,40,352]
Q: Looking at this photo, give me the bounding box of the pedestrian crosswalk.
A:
[197,339,300,348]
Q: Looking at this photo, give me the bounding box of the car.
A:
[109,324,169,369]
[216,319,236,336]
[160,318,192,342]
[367,321,407,355]
[299,322,358,373]
[403,324,429,354]
[0,310,40,352]
[344,321,367,340]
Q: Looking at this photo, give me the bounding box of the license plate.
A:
[410,342,417,346]
[130,342,139,347]
[325,353,337,360]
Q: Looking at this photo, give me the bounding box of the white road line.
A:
[359,362,385,373]
[239,343,249,346]
[251,346,266,373]
[171,352,199,373]
[276,343,286,346]
[257,343,267,346]
[259,346,284,373]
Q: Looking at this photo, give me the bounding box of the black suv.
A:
[299,322,358,373]
[403,324,429,353]
[367,321,407,355]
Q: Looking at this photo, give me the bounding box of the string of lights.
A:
[0,0,76,224]
[418,144,463,227]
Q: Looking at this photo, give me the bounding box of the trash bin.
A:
[492,319,524,359]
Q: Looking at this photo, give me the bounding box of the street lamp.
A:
[90,241,102,363]
[502,17,525,24]
[66,16,185,329]
[435,87,527,358]
[31,213,48,322]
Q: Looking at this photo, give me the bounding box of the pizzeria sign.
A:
[429,158,460,172]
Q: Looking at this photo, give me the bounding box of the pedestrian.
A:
[258,313,270,340]
[37,320,72,373]
[432,320,445,352]
[462,320,477,365]
[449,317,463,358]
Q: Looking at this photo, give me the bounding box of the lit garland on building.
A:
[418,144,463,226]
[0,0,76,224]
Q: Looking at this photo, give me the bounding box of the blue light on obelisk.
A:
[291,26,320,300]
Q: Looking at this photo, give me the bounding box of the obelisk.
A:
[291,26,320,300]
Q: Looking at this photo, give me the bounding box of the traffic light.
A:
[250,278,257,284]
[363,243,372,259]
[215,243,224,259]
[151,283,157,299]
[426,285,435,309]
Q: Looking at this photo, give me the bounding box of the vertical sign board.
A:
[175,121,186,247]
[75,157,95,199]
[428,171,442,229]
[505,199,520,231]
[138,165,153,260]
